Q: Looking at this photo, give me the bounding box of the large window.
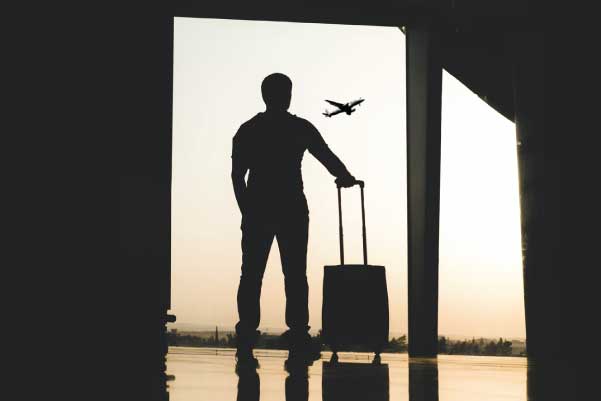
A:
[171,18,407,337]
[439,71,525,340]
[170,16,525,343]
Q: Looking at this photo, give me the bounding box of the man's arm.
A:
[306,121,356,186]
[231,133,249,215]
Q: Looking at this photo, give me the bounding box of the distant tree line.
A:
[437,336,517,356]
[315,331,408,353]
[166,330,237,348]
[167,329,408,353]
[167,330,521,357]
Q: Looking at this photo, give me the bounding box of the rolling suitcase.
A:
[322,180,389,361]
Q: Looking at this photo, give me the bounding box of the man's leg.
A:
[277,214,317,360]
[236,221,274,359]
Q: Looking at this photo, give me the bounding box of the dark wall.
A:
[116,6,173,399]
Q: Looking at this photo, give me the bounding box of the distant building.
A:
[511,340,526,356]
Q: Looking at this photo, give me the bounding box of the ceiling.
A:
[175,1,543,122]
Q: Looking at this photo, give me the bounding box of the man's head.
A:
[261,73,292,111]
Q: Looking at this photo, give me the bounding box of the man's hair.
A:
[261,73,292,110]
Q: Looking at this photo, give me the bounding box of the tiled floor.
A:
[166,347,561,401]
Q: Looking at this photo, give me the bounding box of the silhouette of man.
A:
[232,73,357,365]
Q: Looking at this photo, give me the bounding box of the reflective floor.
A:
[166,347,564,401]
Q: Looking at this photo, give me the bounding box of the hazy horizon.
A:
[171,18,525,340]
[168,321,526,341]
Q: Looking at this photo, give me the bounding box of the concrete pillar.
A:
[527,360,565,400]
[512,31,562,361]
[406,23,442,358]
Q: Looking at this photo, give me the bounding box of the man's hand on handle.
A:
[335,174,359,188]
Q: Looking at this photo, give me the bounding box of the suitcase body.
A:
[322,264,389,352]
[321,181,389,354]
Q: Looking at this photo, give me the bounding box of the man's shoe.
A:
[235,348,259,370]
[286,343,321,367]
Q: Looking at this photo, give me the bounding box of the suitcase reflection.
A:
[322,361,389,401]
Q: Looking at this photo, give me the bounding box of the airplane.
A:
[322,98,365,117]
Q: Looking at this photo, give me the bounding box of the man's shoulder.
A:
[234,112,317,138]
[235,113,264,138]
[243,112,265,127]
[288,113,317,132]
[288,113,308,124]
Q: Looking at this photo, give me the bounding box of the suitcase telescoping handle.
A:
[337,180,367,266]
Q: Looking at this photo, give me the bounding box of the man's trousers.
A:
[235,213,310,347]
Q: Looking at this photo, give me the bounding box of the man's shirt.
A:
[232,110,350,220]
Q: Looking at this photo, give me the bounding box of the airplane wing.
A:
[324,108,344,117]
[349,99,364,107]
[325,100,345,109]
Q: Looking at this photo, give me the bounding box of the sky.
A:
[171,17,525,339]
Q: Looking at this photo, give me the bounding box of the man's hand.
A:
[335,174,357,188]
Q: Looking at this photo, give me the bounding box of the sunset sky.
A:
[171,18,525,339]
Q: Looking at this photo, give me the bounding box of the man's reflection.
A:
[285,362,309,401]
[236,361,312,401]
[408,358,439,401]
[322,361,389,401]
[236,366,260,401]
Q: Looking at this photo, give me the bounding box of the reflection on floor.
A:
[165,347,564,401]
